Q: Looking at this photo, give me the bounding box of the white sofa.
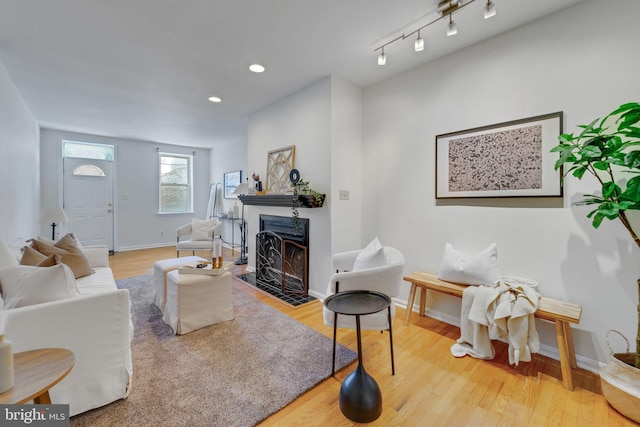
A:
[0,240,133,416]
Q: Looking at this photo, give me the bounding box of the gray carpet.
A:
[70,274,357,427]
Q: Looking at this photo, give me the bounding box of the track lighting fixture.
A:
[415,30,424,52]
[373,0,496,65]
[447,14,458,36]
[484,0,496,19]
[377,47,386,65]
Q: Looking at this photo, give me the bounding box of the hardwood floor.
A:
[109,247,636,426]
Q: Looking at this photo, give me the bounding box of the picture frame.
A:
[435,112,563,199]
[223,170,242,199]
[265,145,295,194]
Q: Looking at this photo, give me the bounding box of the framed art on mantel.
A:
[224,170,242,199]
[266,145,295,194]
[435,112,563,199]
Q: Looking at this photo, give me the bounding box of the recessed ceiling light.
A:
[249,64,265,73]
[208,96,222,103]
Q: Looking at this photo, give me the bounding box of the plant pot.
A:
[601,334,640,423]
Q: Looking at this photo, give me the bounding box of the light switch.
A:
[339,190,349,200]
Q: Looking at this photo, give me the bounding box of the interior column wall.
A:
[0,61,40,242]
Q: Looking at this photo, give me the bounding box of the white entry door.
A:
[63,158,114,250]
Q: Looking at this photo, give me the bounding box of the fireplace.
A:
[256,215,309,295]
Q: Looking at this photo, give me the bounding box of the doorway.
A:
[62,141,115,251]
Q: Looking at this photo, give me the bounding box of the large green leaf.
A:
[602,182,621,199]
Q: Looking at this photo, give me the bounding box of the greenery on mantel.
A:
[551,102,640,367]
[291,179,325,235]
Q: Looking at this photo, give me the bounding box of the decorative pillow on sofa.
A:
[191,218,218,241]
[30,233,93,279]
[0,263,78,309]
[353,237,389,271]
[437,242,501,286]
[20,246,60,267]
[0,239,19,270]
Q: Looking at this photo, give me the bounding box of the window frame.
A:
[158,152,194,214]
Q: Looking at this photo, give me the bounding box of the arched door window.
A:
[72,164,106,177]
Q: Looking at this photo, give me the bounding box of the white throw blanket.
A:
[451,277,541,366]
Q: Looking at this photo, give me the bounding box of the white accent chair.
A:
[322,245,405,375]
[176,218,222,257]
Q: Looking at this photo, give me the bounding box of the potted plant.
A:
[291,178,325,235]
[551,102,640,420]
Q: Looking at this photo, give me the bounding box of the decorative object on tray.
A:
[290,171,325,235]
[551,102,640,421]
[223,170,242,199]
[436,112,563,198]
[179,261,233,276]
[266,145,295,194]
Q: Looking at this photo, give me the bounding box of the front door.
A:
[63,157,114,250]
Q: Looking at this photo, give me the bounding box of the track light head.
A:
[378,48,387,65]
[447,15,458,36]
[484,0,496,19]
[415,31,424,52]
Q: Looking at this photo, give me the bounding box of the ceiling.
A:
[0,0,585,148]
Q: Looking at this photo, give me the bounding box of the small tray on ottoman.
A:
[179,261,233,276]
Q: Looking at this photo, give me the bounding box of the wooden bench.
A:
[403,272,582,391]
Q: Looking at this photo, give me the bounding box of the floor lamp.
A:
[232,183,248,265]
[42,207,69,240]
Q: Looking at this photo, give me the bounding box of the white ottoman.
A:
[153,256,207,313]
[162,270,234,335]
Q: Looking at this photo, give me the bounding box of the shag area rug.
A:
[70,274,357,427]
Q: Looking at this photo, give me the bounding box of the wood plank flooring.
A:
[109,246,636,426]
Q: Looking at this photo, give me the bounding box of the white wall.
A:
[40,129,210,250]
[0,61,40,242]
[331,76,363,254]
[209,137,247,248]
[362,0,640,369]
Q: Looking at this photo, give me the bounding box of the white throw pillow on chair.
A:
[353,237,389,271]
[191,218,217,241]
[437,242,501,286]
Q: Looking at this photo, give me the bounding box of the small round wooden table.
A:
[324,290,392,423]
[0,348,75,404]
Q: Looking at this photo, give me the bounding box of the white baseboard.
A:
[117,242,176,252]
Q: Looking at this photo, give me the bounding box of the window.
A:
[159,153,193,213]
[72,164,106,177]
[63,140,114,160]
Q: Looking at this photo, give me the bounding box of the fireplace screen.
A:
[256,215,309,295]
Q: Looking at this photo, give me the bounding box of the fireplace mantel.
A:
[238,194,325,208]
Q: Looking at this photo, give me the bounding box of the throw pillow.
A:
[353,237,389,271]
[20,246,47,265]
[437,242,501,286]
[0,263,78,309]
[30,233,93,279]
[191,218,218,241]
[0,240,18,270]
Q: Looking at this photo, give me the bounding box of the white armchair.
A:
[323,245,405,374]
[176,218,222,257]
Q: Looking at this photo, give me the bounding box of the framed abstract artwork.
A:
[266,145,295,194]
[435,112,563,199]
[223,170,242,199]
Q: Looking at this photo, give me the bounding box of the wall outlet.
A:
[339,190,349,200]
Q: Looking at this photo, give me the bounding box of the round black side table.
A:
[324,290,392,423]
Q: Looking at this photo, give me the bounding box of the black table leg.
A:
[338,314,383,423]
